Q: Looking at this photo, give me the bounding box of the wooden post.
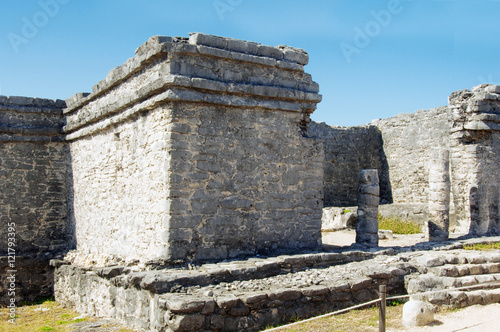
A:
[379,285,386,332]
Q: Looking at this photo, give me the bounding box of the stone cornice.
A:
[63,33,322,137]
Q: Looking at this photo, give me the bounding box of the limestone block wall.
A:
[0,96,68,255]
[67,106,172,265]
[0,96,68,304]
[373,106,453,205]
[309,122,382,207]
[167,104,323,261]
[63,33,323,264]
[450,85,500,234]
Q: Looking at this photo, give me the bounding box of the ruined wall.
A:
[63,33,323,264]
[316,106,453,226]
[167,104,323,261]
[450,85,500,235]
[373,106,453,205]
[309,122,382,207]
[0,96,68,304]
[67,106,172,265]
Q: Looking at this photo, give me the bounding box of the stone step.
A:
[427,262,500,277]
[407,272,500,294]
[82,250,383,294]
[412,251,500,270]
[411,287,500,307]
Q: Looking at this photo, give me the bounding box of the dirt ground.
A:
[393,303,500,332]
[322,230,500,332]
[322,229,426,248]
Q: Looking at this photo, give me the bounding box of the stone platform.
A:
[53,236,500,331]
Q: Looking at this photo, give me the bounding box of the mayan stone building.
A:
[63,33,324,265]
[1,32,500,331]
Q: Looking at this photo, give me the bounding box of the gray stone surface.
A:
[63,33,323,265]
[427,149,451,241]
[373,106,453,206]
[356,169,380,247]
[404,246,500,308]
[54,235,500,331]
[450,84,500,235]
[309,122,384,206]
[402,300,435,327]
[0,97,69,305]
[54,249,407,331]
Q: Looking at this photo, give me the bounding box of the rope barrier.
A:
[264,279,500,331]
[265,298,381,331]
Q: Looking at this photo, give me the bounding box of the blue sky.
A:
[1,0,499,126]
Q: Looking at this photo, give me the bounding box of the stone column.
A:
[356,169,379,247]
[427,149,450,241]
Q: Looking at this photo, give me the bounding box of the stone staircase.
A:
[405,250,500,308]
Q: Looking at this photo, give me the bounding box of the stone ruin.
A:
[1,33,500,331]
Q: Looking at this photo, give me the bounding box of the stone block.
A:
[167,314,205,332]
[240,293,268,305]
[215,295,240,311]
[269,289,302,301]
[485,84,500,94]
[220,197,253,209]
[166,297,206,314]
[402,300,435,327]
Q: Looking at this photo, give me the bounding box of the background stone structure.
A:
[0,96,69,304]
[315,106,453,227]
[308,123,383,206]
[450,85,500,235]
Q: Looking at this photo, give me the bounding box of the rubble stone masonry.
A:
[0,96,69,304]
[63,33,323,265]
[2,33,500,327]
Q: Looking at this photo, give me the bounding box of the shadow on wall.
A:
[378,131,393,205]
[309,122,393,207]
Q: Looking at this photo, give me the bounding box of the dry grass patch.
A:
[464,242,500,251]
[378,214,421,235]
[0,298,133,332]
[268,303,406,332]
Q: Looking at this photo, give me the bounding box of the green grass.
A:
[0,298,134,332]
[387,299,405,307]
[464,242,500,251]
[378,214,421,235]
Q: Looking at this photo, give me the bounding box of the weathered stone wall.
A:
[315,106,453,226]
[373,106,453,205]
[67,106,172,265]
[167,104,323,261]
[53,249,406,331]
[450,85,500,235]
[309,122,382,207]
[0,257,54,305]
[0,96,68,305]
[63,33,323,264]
